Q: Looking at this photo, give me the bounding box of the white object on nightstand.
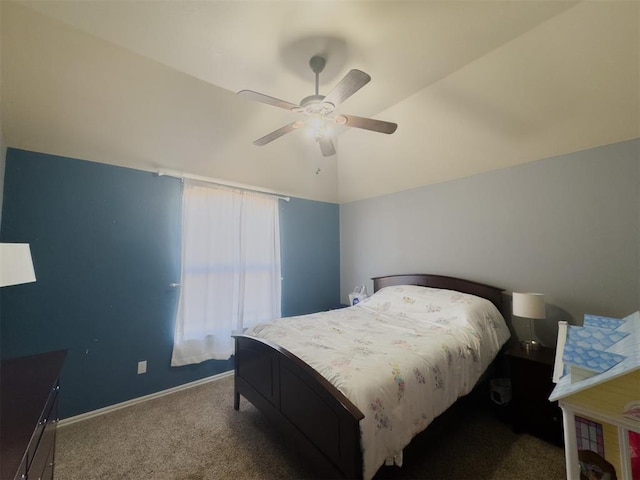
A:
[513,292,546,351]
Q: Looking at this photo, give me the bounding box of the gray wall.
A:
[340,139,639,347]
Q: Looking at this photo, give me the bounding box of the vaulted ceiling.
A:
[2,1,638,203]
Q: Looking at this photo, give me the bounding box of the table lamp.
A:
[512,292,545,351]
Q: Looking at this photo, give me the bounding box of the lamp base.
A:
[520,339,541,351]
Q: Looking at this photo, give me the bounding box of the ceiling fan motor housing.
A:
[296,94,335,116]
[292,55,335,116]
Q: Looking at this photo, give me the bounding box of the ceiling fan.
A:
[238,56,397,157]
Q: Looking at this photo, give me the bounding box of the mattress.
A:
[245,284,511,479]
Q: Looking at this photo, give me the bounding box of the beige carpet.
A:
[55,374,566,479]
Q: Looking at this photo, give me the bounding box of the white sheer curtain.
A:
[171,180,281,366]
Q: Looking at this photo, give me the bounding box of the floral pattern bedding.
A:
[245,285,511,480]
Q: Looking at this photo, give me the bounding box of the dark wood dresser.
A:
[1,350,67,480]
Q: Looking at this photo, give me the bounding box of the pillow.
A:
[359,284,488,315]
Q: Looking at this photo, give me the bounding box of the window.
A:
[171,180,281,366]
[575,415,605,456]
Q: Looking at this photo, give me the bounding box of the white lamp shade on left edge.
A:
[0,243,36,287]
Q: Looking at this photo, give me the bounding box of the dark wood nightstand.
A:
[505,343,563,445]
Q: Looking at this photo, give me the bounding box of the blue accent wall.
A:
[280,197,340,316]
[0,148,340,418]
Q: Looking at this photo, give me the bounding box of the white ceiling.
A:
[2,1,639,203]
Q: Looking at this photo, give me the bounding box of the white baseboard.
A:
[58,370,234,427]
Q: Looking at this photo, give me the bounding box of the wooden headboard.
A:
[372,273,504,314]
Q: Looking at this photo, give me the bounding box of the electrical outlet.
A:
[137,360,147,374]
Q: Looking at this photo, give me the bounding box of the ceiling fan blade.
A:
[338,114,398,134]
[323,70,371,107]
[253,122,299,146]
[318,136,336,157]
[238,90,300,111]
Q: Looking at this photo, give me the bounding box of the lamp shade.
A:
[512,292,545,319]
[0,243,36,287]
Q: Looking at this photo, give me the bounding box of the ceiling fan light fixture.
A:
[305,115,330,139]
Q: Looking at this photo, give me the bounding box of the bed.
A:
[232,273,510,479]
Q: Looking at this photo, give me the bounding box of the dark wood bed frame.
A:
[233,274,504,479]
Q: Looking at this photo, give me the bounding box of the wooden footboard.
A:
[233,334,364,479]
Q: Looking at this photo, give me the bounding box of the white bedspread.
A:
[245,285,511,479]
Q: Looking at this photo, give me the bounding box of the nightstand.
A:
[505,343,563,445]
